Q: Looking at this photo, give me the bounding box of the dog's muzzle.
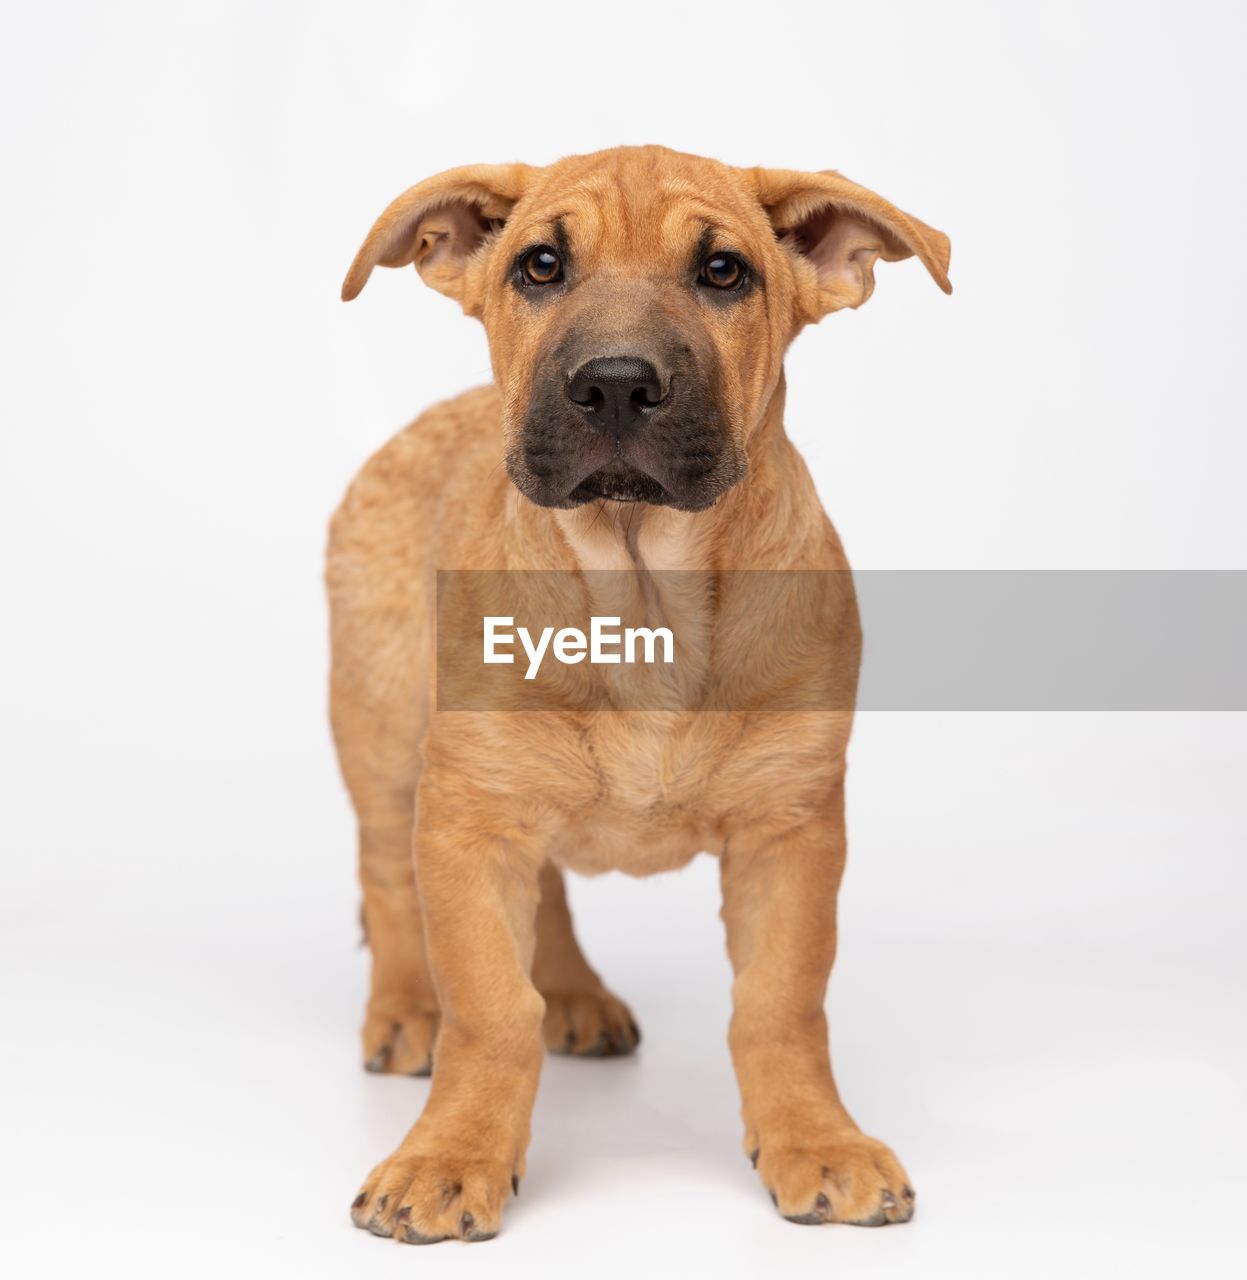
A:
[506,342,745,512]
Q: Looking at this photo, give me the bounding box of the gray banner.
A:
[856,571,1247,710]
[434,570,1247,711]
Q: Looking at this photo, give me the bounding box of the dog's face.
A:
[344,147,950,512]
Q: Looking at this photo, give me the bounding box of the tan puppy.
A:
[329,145,950,1244]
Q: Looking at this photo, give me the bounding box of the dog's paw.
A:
[751,1131,915,1227]
[541,988,640,1057]
[362,1009,439,1076]
[350,1148,517,1245]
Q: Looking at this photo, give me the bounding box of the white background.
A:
[2,1,1244,1276]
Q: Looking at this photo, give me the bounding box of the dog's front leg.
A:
[350,780,544,1245]
[721,783,916,1227]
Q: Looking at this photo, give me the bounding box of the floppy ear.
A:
[341,163,535,306]
[747,167,951,317]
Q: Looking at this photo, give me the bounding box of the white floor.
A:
[3,714,1245,1278]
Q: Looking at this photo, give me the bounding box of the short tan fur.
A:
[330,145,950,1244]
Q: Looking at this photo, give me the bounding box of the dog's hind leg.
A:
[532,862,640,1057]
[328,564,438,1074]
[354,801,440,1076]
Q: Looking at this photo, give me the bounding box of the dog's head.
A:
[343,146,950,512]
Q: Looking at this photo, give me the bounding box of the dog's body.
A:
[329,146,949,1244]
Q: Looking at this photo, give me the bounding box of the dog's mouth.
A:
[566,465,670,506]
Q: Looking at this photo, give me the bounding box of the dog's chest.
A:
[548,712,834,876]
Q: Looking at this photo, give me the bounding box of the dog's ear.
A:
[747,168,951,317]
[341,163,535,307]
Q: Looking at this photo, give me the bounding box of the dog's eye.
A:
[520,246,563,285]
[699,253,745,290]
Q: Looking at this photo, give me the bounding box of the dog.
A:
[328,145,950,1244]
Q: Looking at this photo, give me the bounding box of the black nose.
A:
[566,356,665,436]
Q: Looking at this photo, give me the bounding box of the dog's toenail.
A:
[785,1190,832,1226]
[403,1227,446,1245]
[376,1195,387,1211]
[395,1206,411,1224]
[460,1211,475,1235]
[785,1212,824,1225]
[512,1174,520,1196]
[749,1148,760,1168]
[366,1202,395,1238]
[364,1049,390,1072]
[881,1190,897,1209]
[770,1191,778,1207]
[578,1031,613,1056]
[903,1184,915,1201]
[351,1193,367,1210]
